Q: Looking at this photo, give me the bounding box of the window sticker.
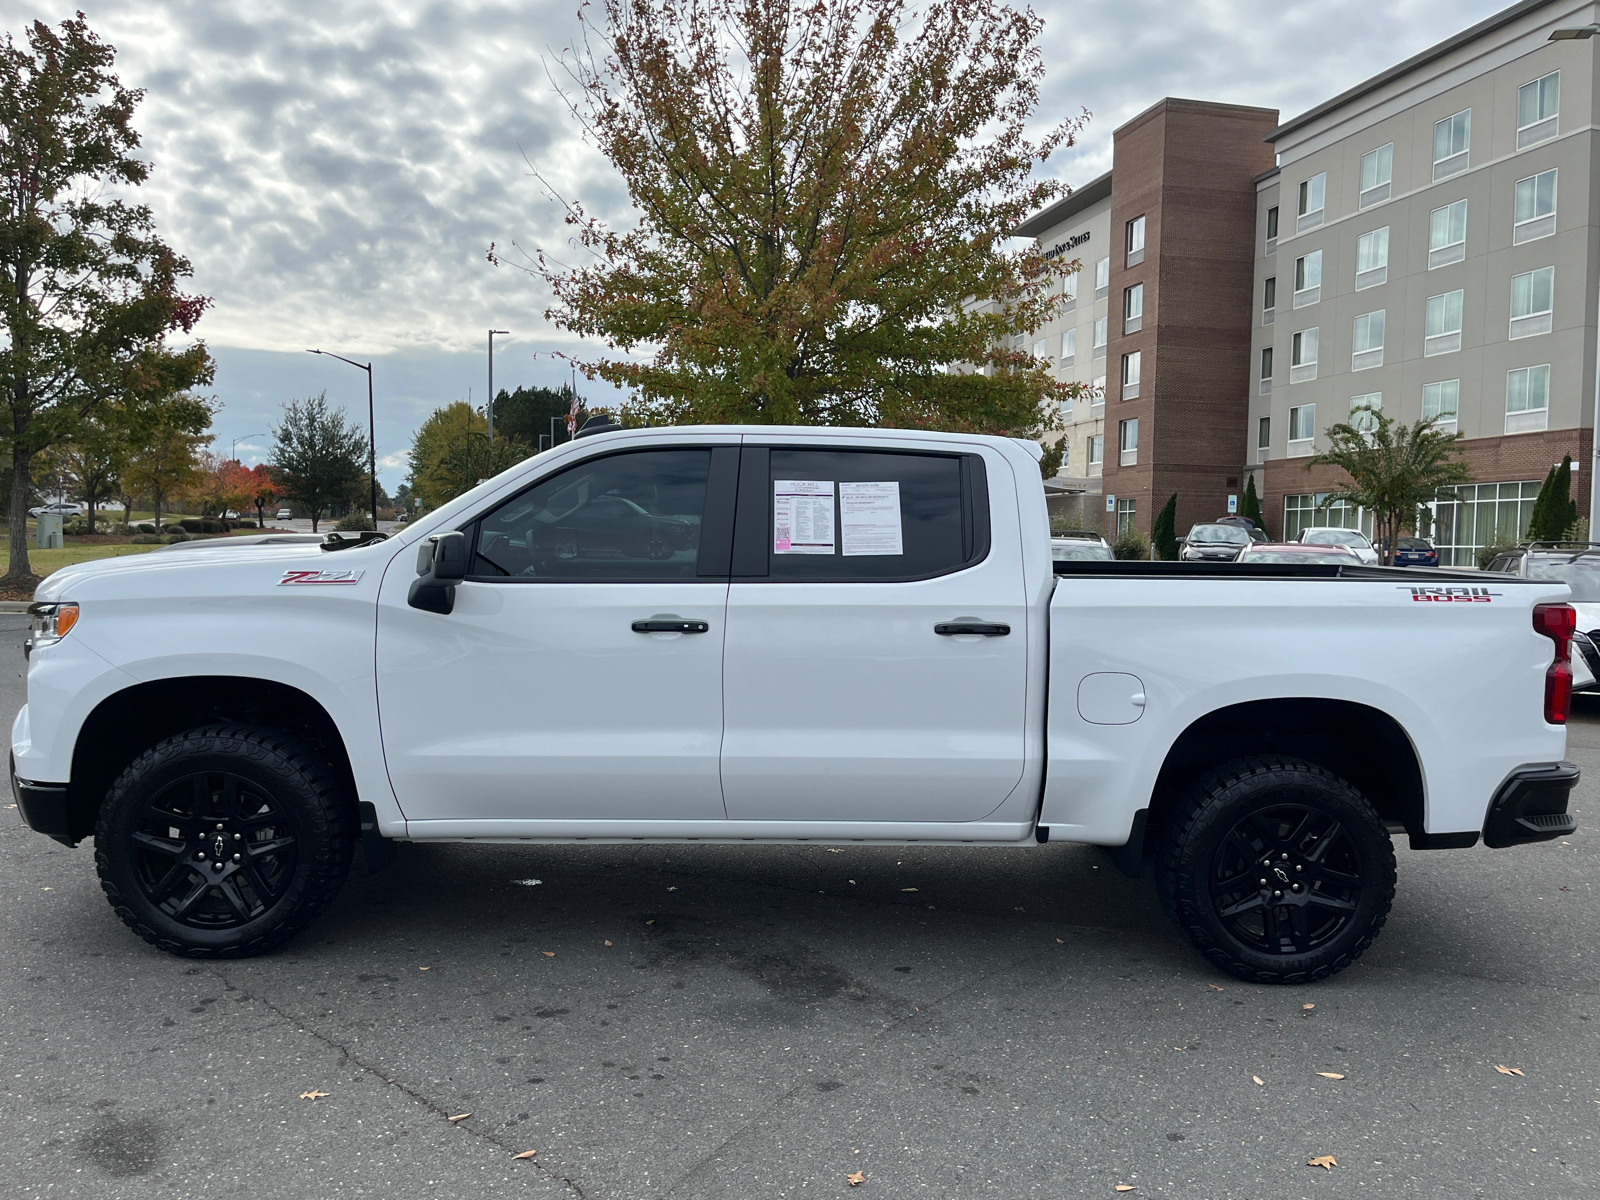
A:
[839,481,903,556]
[774,480,835,553]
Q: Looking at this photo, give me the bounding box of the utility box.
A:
[36,513,63,549]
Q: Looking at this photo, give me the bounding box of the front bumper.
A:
[1483,761,1579,848]
[9,752,74,846]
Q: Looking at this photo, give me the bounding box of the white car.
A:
[11,425,1580,984]
[275,508,293,520]
[1296,526,1380,564]
[28,502,82,517]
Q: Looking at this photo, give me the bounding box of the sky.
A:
[0,0,1511,489]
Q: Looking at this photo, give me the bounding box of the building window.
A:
[1297,172,1325,232]
[1259,346,1273,395]
[1123,283,1143,334]
[1126,215,1145,266]
[1092,317,1107,359]
[1262,276,1276,324]
[1428,199,1467,268]
[1350,392,1382,432]
[1290,327,1318,383]
[1506,364,1550,434]
[1285,493,1370,541]
[1352,310,1385,371]
[1094,256,1110,299]
[1510,266,1554,339]
[1061,327,1076,366]
[1266,205,1279,253]
[1422,379,1459,432]
[1033,338,1049,363]
[1424,290,1464,356]
[1121,350,1141,399]
[1288,403,1315,456]
[1257,416,1270,462]
[1119,418,1138,467]
[1514,169,1557,244]
[1059,393,1073,421]
[1433,109,1470,179]
[1293,250,1322,308]
[1092,375,1106,404]
[1359,143,1392,207]
[1062,270,1078,306]
[1355,227,1388,290]
[1116,497,1137,540]
[1517,70,1559,149]
[1088,434,1103,468]
[1431,480,1541,567]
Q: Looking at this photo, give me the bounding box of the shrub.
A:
[137,523,156,534]
[236,518,256,529]
[335,511,376,532]
[1477,540,1516,570]
[62,517,93,536]
[164,532,189,544]
[162,523,184,534]
[130,533,163,545]
[178,518,204,533]
[1113,529,1150,561]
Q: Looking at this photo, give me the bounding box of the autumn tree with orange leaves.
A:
[506,0,1086,439]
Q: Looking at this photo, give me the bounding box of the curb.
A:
[0,601,33,613]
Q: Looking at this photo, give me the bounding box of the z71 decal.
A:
[1399,585,1499,603]
[279,569,365,586]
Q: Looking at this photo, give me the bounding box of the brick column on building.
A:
[1098,99,1278,541]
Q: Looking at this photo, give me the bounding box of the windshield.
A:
[1527,557,1600,602]
[1397,537,1431,549]
[1187,524,1250,545]
[1304,529,1371,548]
[1052,542,1115,562]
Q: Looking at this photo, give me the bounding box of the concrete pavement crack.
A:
[207,964,589,1199]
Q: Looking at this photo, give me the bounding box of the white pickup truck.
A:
[10,425,1582,984]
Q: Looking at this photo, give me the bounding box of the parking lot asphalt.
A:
[2,610,1598,1199]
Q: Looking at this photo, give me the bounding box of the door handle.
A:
[934,622,1010,637]
[632,619,710,633]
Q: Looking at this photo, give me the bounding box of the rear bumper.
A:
[1483,761,1579,848]
[9,753,75,847]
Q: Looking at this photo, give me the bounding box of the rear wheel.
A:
[95,724,354,957]
[1156,757,1395,984]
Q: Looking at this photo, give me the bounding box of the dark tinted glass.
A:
[471,449,710,581]
[766,449,966,580]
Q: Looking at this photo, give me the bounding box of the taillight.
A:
[1534,602,1576,724]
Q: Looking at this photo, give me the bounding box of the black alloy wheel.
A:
[96,725,354,957]
[1157,757,1396,984]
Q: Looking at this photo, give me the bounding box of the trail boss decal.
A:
[1400,585,1499,603]
[279,569,365,586]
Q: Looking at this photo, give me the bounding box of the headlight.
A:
[27,601,79,647]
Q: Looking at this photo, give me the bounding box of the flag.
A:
[566,390,579,436]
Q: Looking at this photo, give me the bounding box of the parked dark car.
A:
[1179,523,1252,562]
[1214,516,1268,542]
[1392,536,1438,567]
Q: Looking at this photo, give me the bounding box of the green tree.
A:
[1241,475,1263,534]
[1152,494,1179,560]
[270,392,369,532]
[1527,455,1576,543]
[1307,411,1471,565]
[492,384,584,450]
[0,15,212,585]
[408,401,534,510]
[510,0,1083,442]
[61,409,133,533]
[122,393,213,530]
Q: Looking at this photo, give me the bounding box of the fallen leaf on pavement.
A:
[1316,1072,1345,1080]
[646,920,655,925]
[542,951,556,957]
[512,879,543,886]
[1302,1003,1314,1011]
[826,848,842,853]
[419,966,431,971]
[1208,984,1224,991]
[299,1090,329,1100]
[513,1150,538,1160]
[1252,1076,1264,1086]
[667,886,677,891]
[1307,1156,1337,1170]
[901,888,918,892]
[1495,1065,1525,1076]
[604,940,614,946]
[1115,1186,1137,1193]
[448,1113,471,1122]
[1056,938,1065,944]
[846,1170,865,1186]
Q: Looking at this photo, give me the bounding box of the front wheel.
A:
[95,725,355,957]
[1156,757,1396,984]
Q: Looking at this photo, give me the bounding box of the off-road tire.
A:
[1155,756,1395,984]
[95,724,354,957]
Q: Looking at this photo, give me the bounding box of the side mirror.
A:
[408,531,468,614]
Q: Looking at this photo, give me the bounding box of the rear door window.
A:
[734,447,986,581]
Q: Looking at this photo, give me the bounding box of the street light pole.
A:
[231,433,264,462]
[307,350,379,530]
[487,330,510,443]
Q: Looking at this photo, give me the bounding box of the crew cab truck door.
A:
[376,444,736,823]
[719,441,1028,823]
